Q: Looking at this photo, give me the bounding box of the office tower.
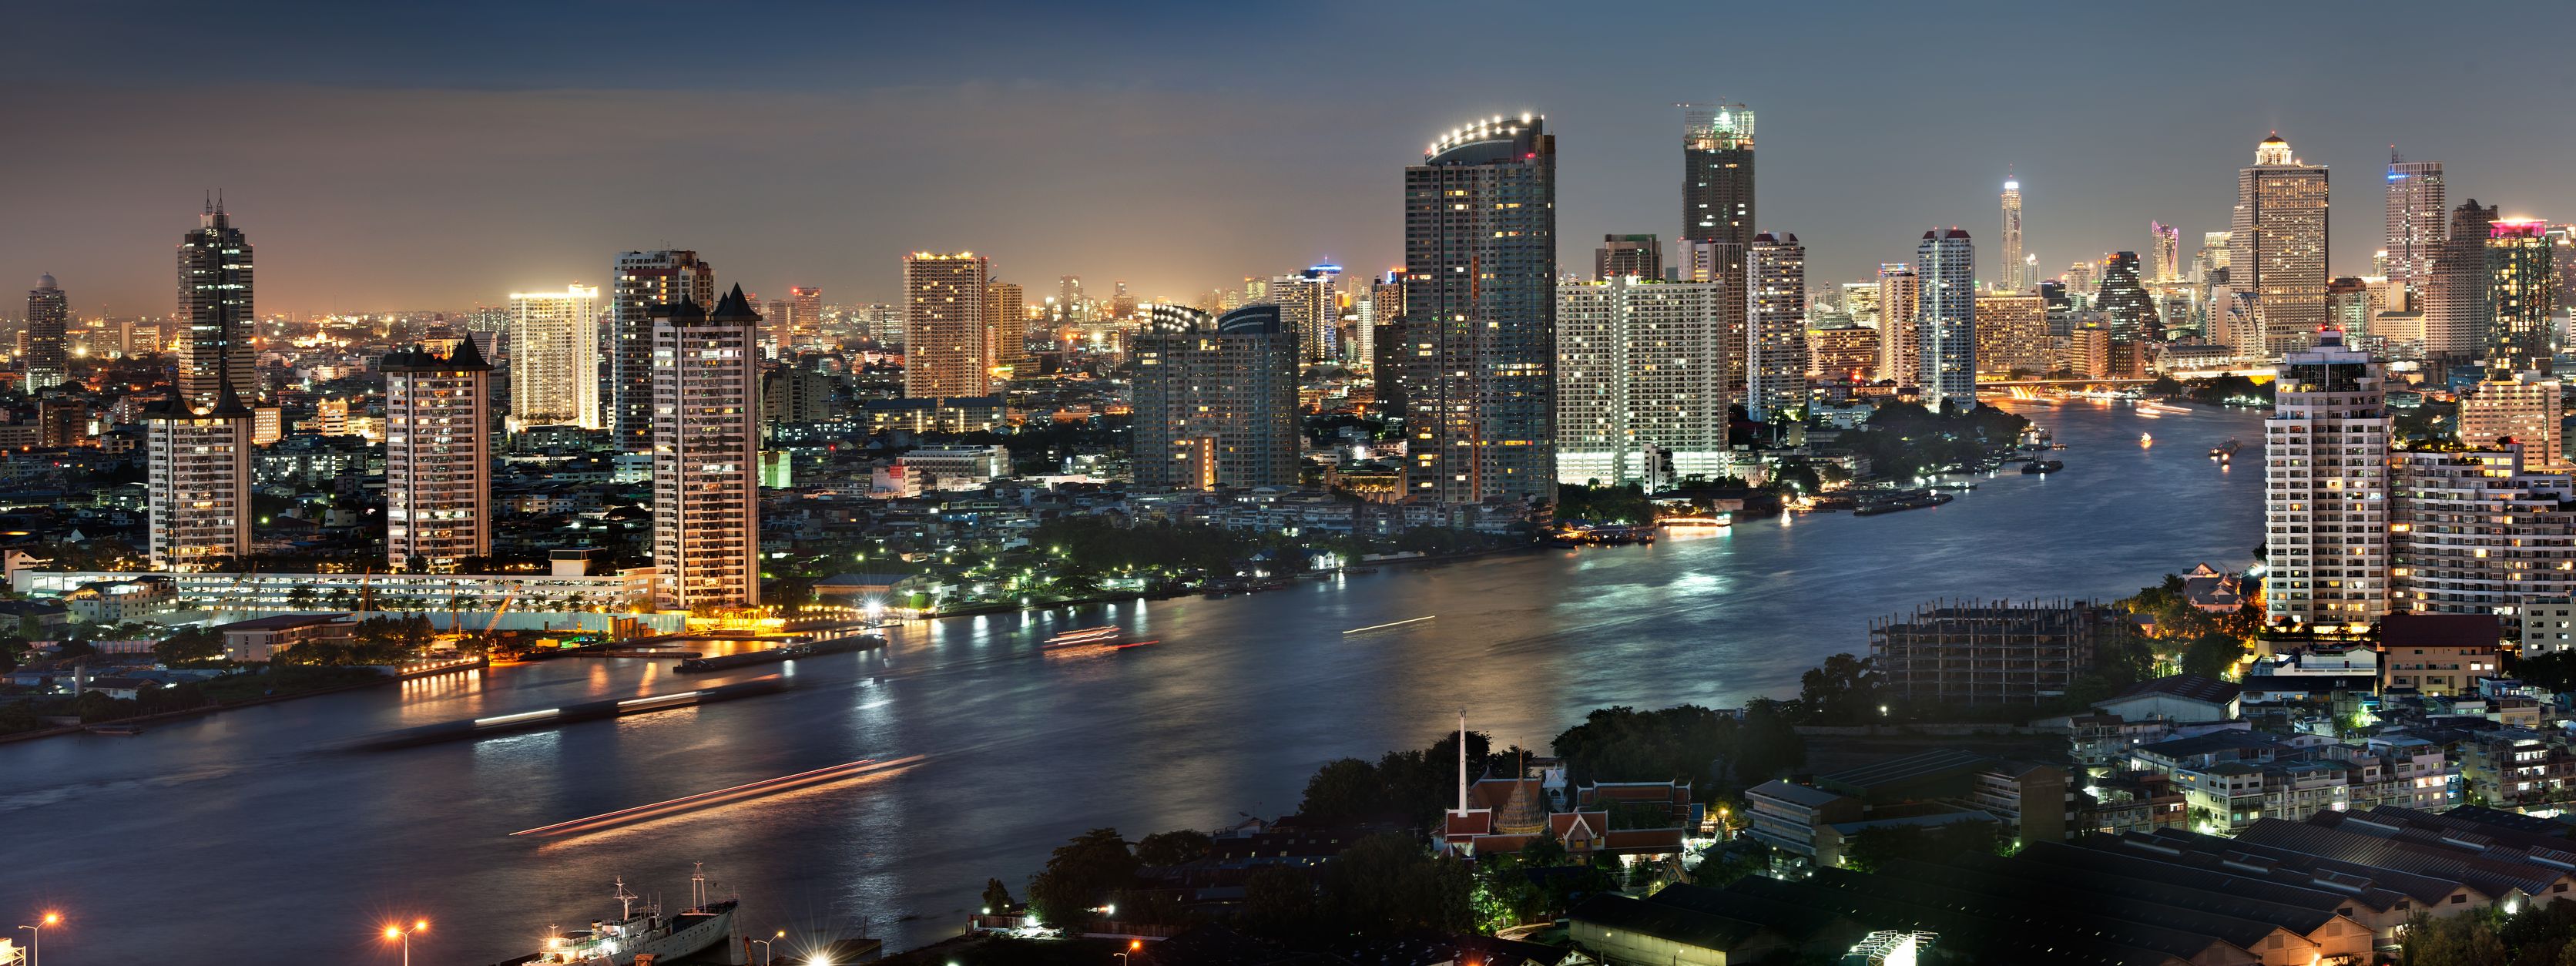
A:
[24,274,66,391]
[145,384,253,572]
[2390,444,2576,616]
[2095,251,2158,374]
[2230,132,2331,358]
[1682,241,1749,400]
[1555,277,1731,487]
[2064,260,2096,296]
[1840,282,1880,329]
[1875,263,1919,384]
[789,286,822,338]
[1369,273,1407,412]
[2385,150,2446,311]
[1132,304,1300,490]
[1972,293,2047,376]
[2327,277,2374,341]
[2198,230,2232,277]
[1915,229,1977,409]
[1595,235,1662,280]
[177,199,255,410]
[384,339,492,572]
[508,284,602,431]
[2263,330,2391,627]
[2460,375,2565,469]
[1681,103,1755,250]
[611,250,716,451]
[1057,276,1084,322]
[985,280,1027,375]
[1746,233,1808,422]
[1268,264,1340,362]
[2069,327,2112,377]
[2427,200,2499,364]
[1109,280,1139,321]
[1402,113,1556,505]
[1999,174,2024,291]
[2484,219,2556,376]
[2148,222,2180,283]
[651,286,762,609]
[762,297,791,357]
[903,251,991,398]
[763,365,838,425]
[1807,324,1877,381]
[2038,280,2070,336]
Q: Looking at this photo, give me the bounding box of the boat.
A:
[1044,626,1123,649]
[515,868,737,965]
[89,723,144,736]
[2139,433,2153,446]
[1852,491,1954,517]
[2021,460,2064,475]
[2209,438,2242,459]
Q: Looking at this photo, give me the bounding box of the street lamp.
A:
[750,929,784,965]
[383,919,428,966]
[18,911,59,966]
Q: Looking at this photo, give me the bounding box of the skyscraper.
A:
[146,383,253,572]
[789,286,823,340]
[1971,293,2048,376]
[1681,103,1754,250]
[1915,230,1977,408]
[903,251,991,398]
[1999,175,2024,290]
[1368,273,1407,413]
[24,274,67,391]
[2230,133,2331,358]
[611,250,716,452]
[2148,222,2180,283]
[1268,265,1340,362]
[508,284,601,431]
[1595,235,1662,280]
[1402,113,1556,505]
[1746,232,1809,422]
[985,280,1027,376]
[1555,277,1731,485]
[2485,219,2556,376]
[2263,330,2390,627]
[384,338,493,572]
[1132,305,1300,490]
[177,199,254,410]
[1682,241,1749,402]
[2460,375,2564,470]
[651,286,762,609]
[2095,251,2158,374]
[2385,149,2445,311]
[1875,263,1919,384]
[2427,200,2499,364]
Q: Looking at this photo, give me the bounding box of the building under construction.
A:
[1870,599,2123,706]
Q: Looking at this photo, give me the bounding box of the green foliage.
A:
[1733,699,1807,787]
[2511,651,2576,694]
[54,639,97,661]
[1318,833,1474,934]
[154,627,226,666]
[2182,374,2272,405]
[1839,820,2004,873]
[1133,829,1213,867]
[1556,483,1655,524]
[1847,402,2031,480]
[980,878,1015,913]
[1025,827,1138,926]
[2399,910,2508,966]
[1796,653,1881,723]
[1552,705,1735,789]
[1295,730,1494,828]
[1238,865,1317,937]
[2179,630,2250,681]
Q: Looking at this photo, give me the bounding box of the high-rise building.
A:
[1056,276,1084,322]
[2149,222,2180,283]
[611,250,716,452]
[1132,305,1300,491]
[2095,251,2158,374]
[1972,293,2047,376]
[1915,230,1977,409]
[1999,175,2024,291]
[1109,280,1139,321]
[2230,133,2331,358]
[146,384,254,572]
[2385,150,2446,311]
[1556,277,1731,486]
[903,252,991,399]
[789,286,823,339]
[508,283,602,430]
[1806,324,1877,382]
[2484,219,2555,376]
[1268,265,1341,362]
[1841,282,1880,329]
[384,338,493,572]
[1746,233,1808,422]
[651,286,762,610]
[2064,259,2096,297]
[2427,200,2500,364]
[1681,103,1754,250]
[1682,241,1749,401]
[2262,330,2391,626]
[1595,235,1662,280]
[1875,263,1919,384]
[762,297,791,357]
[2390,444,2576,616]
[1402,113,1556,505]
[2460,374,2565,470]
[1369,273,1407,412]
[178,199,255,410]
[24,274,67,391]
[2327,277,2376,342]
[985,280,1027,376]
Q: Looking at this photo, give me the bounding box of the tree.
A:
[979,878,1015,914]
[2398,911,2507,966]
[1319,833,1473,934]
[54,639,97,661]
[154,627,226,666]
[1796,653,1880,723]
[1134,829,1213,867]
[1732,699,1806,787]
[1239,865,1317,937]
[1025,827,1137,926]
[1298,758,1384,822]
[2180,631,2247,680]
[1840,820,2003,873]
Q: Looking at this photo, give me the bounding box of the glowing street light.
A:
[382,919,428,966]
[18,911,60,966]
[750,929,785,965]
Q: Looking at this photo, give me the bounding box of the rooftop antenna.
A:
[613,877,637,921]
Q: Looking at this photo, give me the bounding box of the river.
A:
[0,397,2263,963]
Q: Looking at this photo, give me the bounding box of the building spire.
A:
[1457,709,1467,813]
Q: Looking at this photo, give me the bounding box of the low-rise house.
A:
[211,613,354,662]
[2380,612,2504,696]
[61,575,175,624]
[2091,673,2242,724]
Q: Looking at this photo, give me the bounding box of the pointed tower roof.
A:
[707,283,763,323]
[444,330,491,371]
[206,378,253,418]
[1494,780,1547,836]
[652,296,708,324]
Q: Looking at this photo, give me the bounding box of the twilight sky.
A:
[10,1,2576,317]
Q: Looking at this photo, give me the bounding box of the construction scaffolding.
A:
[1870,599,2118,706]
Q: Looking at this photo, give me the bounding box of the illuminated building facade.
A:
[1682,241,1749,401]
[1915,229,1977,408]
[903,251,991,399]
[2263,331,2391,626]
[1132,305,1300,491]
[2390,444,2576,617]
[2460,374,2565,470]
[2095,251,2158,374]
[1401,114,1556,505]
[24,273,66,391]
[2484,219,2555,376]
[650,287,762,609]
[2385,151,2446,310]
[146,384,255,572]
[1875,263,1918,384]
[178,200,255,410]
[1555,277,1731,486]
[1682,103,1754,250]
[789,286,822,341]
[1267,265,1340,362]
[985,280,1026,376]
[612,250,716,452]
[384,339,493,572]
[2150,221,2180,283]
[508,283,601,430]
[2426,200,2497,364]
[1746,232,1808,422]
[1999,175,2024,290]
[1595,234,1662,280]
[2231,133,2331,359]
[1971,293,2047,376]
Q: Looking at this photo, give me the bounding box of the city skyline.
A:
[12,3,2576,316]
